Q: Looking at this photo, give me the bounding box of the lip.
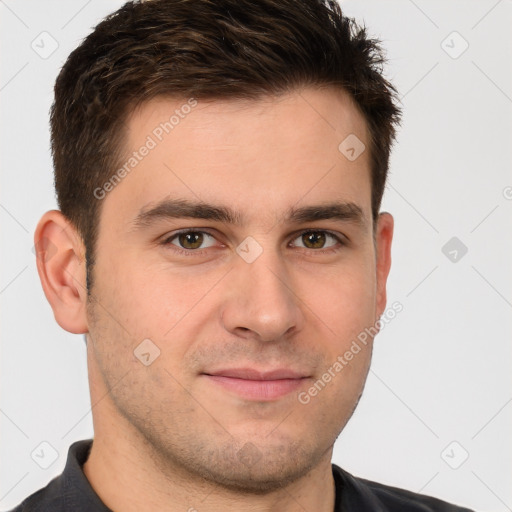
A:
[205,368,307,380]
[202,368,310,401]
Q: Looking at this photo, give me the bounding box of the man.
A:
[11,0,474,510]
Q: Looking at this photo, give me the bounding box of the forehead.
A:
[103,86,372,228]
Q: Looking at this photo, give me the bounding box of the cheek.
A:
[311,263,377,338]
[91,258,230,377]
[98,256,219,337]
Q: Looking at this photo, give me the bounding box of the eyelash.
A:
[160,228,346,257]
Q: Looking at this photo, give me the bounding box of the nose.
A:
[220,248,305,343]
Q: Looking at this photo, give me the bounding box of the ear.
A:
[374,212,394,320]
[34,210,89,334]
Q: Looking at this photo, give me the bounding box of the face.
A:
[84,86,392,491]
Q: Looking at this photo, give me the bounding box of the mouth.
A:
[202,368,311,401]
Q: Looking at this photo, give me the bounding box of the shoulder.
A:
[6,479,64,512]
[7,439,107,512]
[332,464,475,512]
[357,477,475,512]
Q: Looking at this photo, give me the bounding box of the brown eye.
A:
[166,231,217,251]
[302,231,327,249]
[292,230,341,251]
[178,232,204,249]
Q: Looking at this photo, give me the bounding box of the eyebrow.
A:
[131,198,367,230]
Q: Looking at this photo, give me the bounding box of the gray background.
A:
[1,1,511,510]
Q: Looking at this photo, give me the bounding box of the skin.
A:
[35,86,393,512]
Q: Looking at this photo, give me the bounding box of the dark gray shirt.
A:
[9,439,474,511]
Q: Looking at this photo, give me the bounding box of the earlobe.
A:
[375,212,394,320]
[34,210,89,334]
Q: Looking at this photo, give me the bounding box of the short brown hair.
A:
[51,0,401,290]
